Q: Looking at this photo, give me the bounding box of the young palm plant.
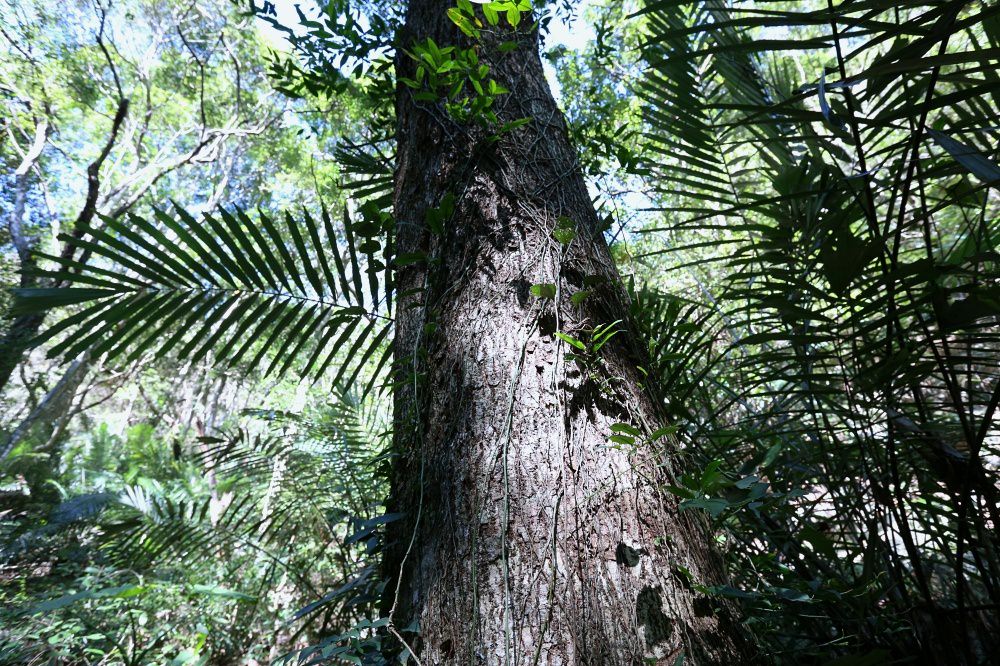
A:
[3,189,396,660]
[635,0,1000,661]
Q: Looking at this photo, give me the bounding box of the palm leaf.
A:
[14,204,393,391]
[635,0,1000,657]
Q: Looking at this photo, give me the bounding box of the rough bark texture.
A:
[384,3,755,663]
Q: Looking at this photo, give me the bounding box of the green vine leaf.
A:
[447,7,479,38]
[611,423,643,438]
[552,216,576,244]
[530,283,556,299]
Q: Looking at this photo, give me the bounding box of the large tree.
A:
[382,1,753,662]
[8,1,756,661]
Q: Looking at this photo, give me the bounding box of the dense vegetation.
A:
[2,0,998,663]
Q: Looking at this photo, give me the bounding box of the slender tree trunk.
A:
[384,2,755,663]
[0,268,44,400]
[0,100,128,395]
[1,118,48,394]
[0,312,45,395]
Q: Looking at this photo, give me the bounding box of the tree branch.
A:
[8,116,50,267]
[58,97,130,271]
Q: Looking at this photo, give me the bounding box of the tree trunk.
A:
[384,2,755,663]
[0,312,45,395]
[0,99,128,396]
[0,119,48,394]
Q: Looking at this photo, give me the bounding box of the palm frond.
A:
[635,0,1000,658]
[335,138,395,208]
[13,204,393,390]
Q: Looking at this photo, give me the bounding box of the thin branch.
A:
[59,97,130,273]
[94,0,125,101]
[8,116,50,266]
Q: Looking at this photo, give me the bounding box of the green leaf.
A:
[708,585,759,600]
[530,283,556,299]
[611,422,643,437]
[929,130,1000,190]
[679,497,729,517]
[447,7,478,37]
[29,585,149,614]
[285,211,324,297]
[592,320,622,351]
[258,209,307,293]
[395,252,428,266]
[649,425,678,441]
[12,288,120,314]
[555,331,586,350]
[553,216,576,244]
[773,587,811,602]
[762,443,782,468]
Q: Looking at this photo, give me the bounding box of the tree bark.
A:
[384,2,755,663]
[0,99,128,395]
[1,117,50,394]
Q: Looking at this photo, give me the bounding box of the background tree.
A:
[2,0,393,660]
[0,0,285,395]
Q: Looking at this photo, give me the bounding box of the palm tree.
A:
[635,0,1000,661]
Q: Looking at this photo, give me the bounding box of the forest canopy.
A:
[1,0,998,664]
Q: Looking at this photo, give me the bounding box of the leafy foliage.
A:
[5,0,1000,662]
[635,0,1000,660]
[2,391,389,663]
[15,203,393,393]
[2,0,399,662]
